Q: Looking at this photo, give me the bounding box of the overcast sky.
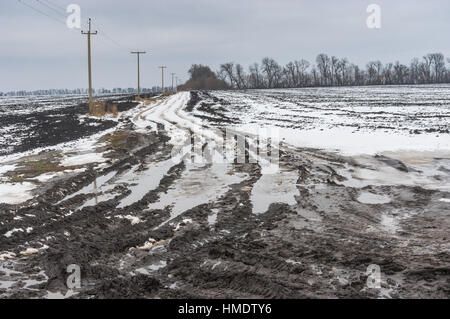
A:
[1,0,449,91]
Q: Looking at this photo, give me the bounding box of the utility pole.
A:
[131,51,146,98]
[159,66,167,94]
[171,73,176,92]
[81,18,98,113]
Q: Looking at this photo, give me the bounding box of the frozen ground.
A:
[195,85,450,155]
[0,87,449,299]
[0,93,134,156]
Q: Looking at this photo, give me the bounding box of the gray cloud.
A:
[1,0,449,91]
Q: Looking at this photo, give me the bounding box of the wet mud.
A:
[0,92,449,299]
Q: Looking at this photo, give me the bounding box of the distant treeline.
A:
[1,87,167,97]
[182,53,450,90]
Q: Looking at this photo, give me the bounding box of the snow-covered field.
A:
[0,93,131,157]
[0,88,449,299]
[193,85,450,156]
[1,86,449,205]
[188,86,450,193]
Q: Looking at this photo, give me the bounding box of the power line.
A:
[98,30,124,48]
[90,19,125,49]
[19,0,132,53]
[91,20,127,50]
[41,0,67,13]
[34,0,66,17]
[17,0,66,25]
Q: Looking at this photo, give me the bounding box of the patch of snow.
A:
[19,248,39,256]
[286,259,301,265]
[173,219,193,231]
[208,209,219,227]
[4,228,24,238]
[0,252,16,261]
[0,164,16,176]
[237,125,450,157]
[61,152,105,167]
[116,215,142,225]
[380,214,400,234]
[0,182,34,205]
[34,172,59,183]
[45,290,78,299]
[135,260,167,275]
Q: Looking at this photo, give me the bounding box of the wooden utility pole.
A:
[131,51,146,98]
[159,66,167,93]
[81,18,98,113]
[171,73,176,92]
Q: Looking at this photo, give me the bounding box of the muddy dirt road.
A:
[0,92,449,299]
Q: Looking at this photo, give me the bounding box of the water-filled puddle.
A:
[150,163,248,228]
[57,171,117,204]
[357,192,391,205]
[117,159,175,209]
[251,168,299,214]
[63,159,176,210]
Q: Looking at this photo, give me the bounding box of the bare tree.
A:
[285,62,297,87]
[337,58,349,86]
[211,52,448,90]
[366,61,378,85]
[294,59,310,86]
[220,62,238,88]
[316,54,331,86]
[420,55,433,83]
[235,64,247,89]
[262,58,282,88]
[330,56,339,86]
[428,53,446,83]
[393,61,408,84]
[248,63,263,89]
[383,63,393,85]
[311,67,320,86]
[409,58,420,84]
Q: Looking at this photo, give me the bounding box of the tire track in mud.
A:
[0,93,281,298]
[113,93,349,298]
[1,91,449,298]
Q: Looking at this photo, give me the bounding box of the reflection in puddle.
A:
[150,163,248,228]
[357,192,391,205]
[117,159,174,209]
[57,171,117,204]
[68,159,176,210]
[80,192,117,209]
[251,168,299,214]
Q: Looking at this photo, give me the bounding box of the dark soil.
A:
[0,95,136,156]
[0,92,449,299]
